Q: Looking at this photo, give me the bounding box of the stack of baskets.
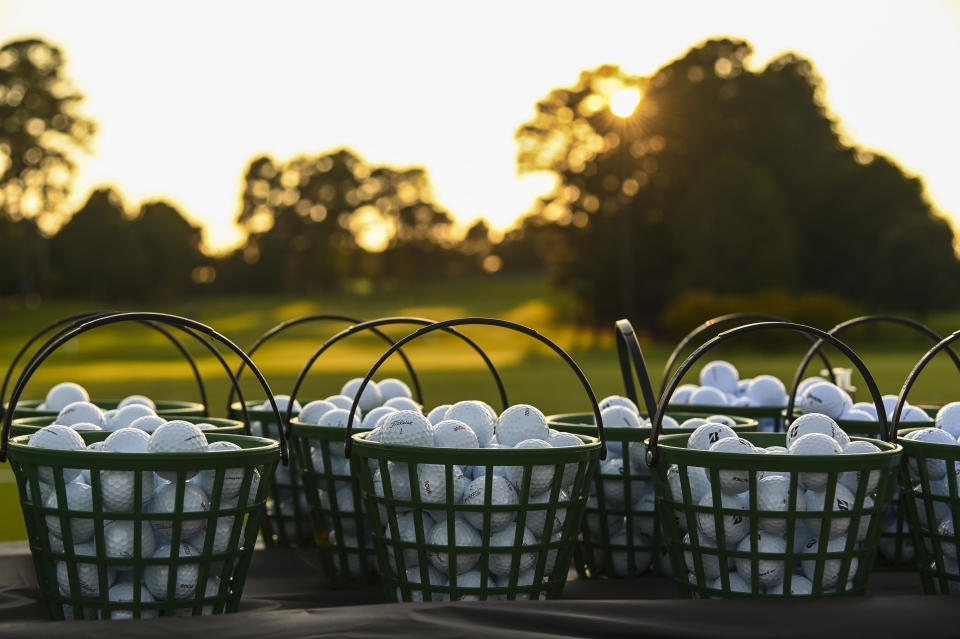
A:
[649,321,903,597]
[2,312,284,619]
[293,318,604,601]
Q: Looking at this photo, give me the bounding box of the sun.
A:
[610,88,642,118]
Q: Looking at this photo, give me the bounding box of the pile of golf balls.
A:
[318,396,590,600]
[899,403,960,589]
[668,412,886,595]
[578,394,741,577]
[32,385,186,432]
[25,420,261,619]
[669,361,792,431]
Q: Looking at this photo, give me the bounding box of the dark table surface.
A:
[0,542,952,638]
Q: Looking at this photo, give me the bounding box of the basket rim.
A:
[896,426,960,457]
[7,431,280,468]
[349,431,600,464]
[654,431,902,470]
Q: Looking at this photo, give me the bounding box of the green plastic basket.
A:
[785,314,960,570]
[342,318,605,602]
[10,415,245,438]
[891,330,960,594]
[289,316,509,587]
[0,312,289,620]
[226,314,427,549]
[1,311,210,421]
[649,321,903,597]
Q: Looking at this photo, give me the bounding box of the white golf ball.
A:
[362,406,397,429]
[400,564,447,602]
[451,568,496,601]
[56,543,114,598]
[800,535,858,588]
[192,441,244,500]
[670,384,699,404]
[735,530,787,587]
[799,383,847,419]
[377,378,413,402]
[598,395,639,414]
[28,424,86,483]
[840,409,875,422]
[104,427,151,452]
[384,510,431,567]
[747,375,787,406]
[147,421,208,481]
[707,437,759,494]
[597,405,642,457]
[118,394,156,410]
[901,405,933,423]
[936,402,960,439]
[696,491,748,544]
[839,440,882,494]
[149,482,210,540]
[427,518,482,575]
[461,474,519,533]
[683,532,723,580]
[144,542,201,599]
[44,482,95,542]
[445,401,497,447]
[102,519,157,559]
[789,433,843,491]
[341,378,383,413]
[609,529,653,577]
[104,582,157,619]
[380,410,433,447]
[507,439,556,496]
[803,483,856,539]
[70,422,101,431]
[426,404,453,426]
[296,400,337,425]
[56,401,105,427]
[44,382,89,412]
[699,361,739,394]
[786,412,843,449]
[105,404,156,431]
[324,394,354,410]
[129,415,167,432]
[416,463,467,506]
[766,574,814,595]
[384,397,421,412]
[260,395,300,413]
[487,523,537,576]
[689,386,728,406]
[756,475,806,534]
[688,422,737,451]
[433,419,479,448]
[496,404,549,448]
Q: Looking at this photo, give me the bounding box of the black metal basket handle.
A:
[892,329,960,430]
[343,317,605,460]
[286,316,509,433]
[648,321,888,468]
[1,310,209,417]
[786,314,960,421]
[659,313,836,397]
[227,314,423,415]
[1,312,289,465]
[614,319,658,417]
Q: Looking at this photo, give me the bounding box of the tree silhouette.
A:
[0,38,94,223]
[516,39,960,324]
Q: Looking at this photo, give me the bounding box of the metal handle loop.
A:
[660,313,835,396]
[892,329,960,430]
[286,316,509,433]
[226,314,423,415]
[786,314,960,421]
[1,310,209,417]
[343,317,605,459]
[648,321,888,468]
[614,319,658,417]
[1,312,288,465]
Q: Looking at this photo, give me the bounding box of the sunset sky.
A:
[1,0,959,253]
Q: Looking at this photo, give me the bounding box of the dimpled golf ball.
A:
[401,565,448,602]
[104,582,157,619]
[385,511,430,566]
[609,529,653,577]
[452,569,496,601]
[799,382,847,419]
[803,482,855,539]
[709,572,751,594]
[524,487,567,539]
[789,433,843,491]
[144,542,201,599]
[699,360,739,394]
[377,378,413,402]
[838,440,882,494]
[756,475,806,534]
[297,399,336,425]
[105,404,156,430]
[800,535,858,588]
[260,394,300,414]
[150,483,210,540]
[598,395,639,414]
[936,402,960,439]
[70,422,101,431]
[192,441,244,500]
[488,523,537,576]
[786,412,843,449]
[104,427,151,452]
[445,401,497,447]
[631,486,657,537]
[56,544,114,597]
[670,384,699,404]
[696,491,748,544]
[766,575,814,595]
[324,394,354,410]
[433,419,479,448]
[363,406,397,428]
[707,437,758,494]
[747,375,788,406]
[374,462,413,501]
[683,532,722,579]
[380,410,433,447]
[597,405,642,457]
[29,424,86,483]
[689,386,728,406]
[840,409,874,422]
[908,428,957,481]
[427,518,482,575]
[384,397,421,412]
[506,439,556,495]
[129,415,166,432]
[44,382,90,411]
[735,530,787,587]
[667,464,711,506]
[427,404,453,426]
[688,422,737,451]
[679,418,710,430]
[317,407,363,429]
[45,482,95,542]
[57,401,105,427]
[103,519,157,559]
[496,405,549,448]
[147,420,208,481]
[117,394,156,410]
[341,378,383,413]
[417,463,467,505]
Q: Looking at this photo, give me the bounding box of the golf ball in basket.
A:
[597,395,639,414]
[341,378,383,413]
[118,394,156,410]
[800,535,858,588]
[427,404,453,426]
[799,383,847,420]
[149,482,210,540]
[105,404,156,430]
[147,421,208,481]
[144,542,201,599]
[936,402,960,439]
[29,424,86,483]
[735,530,787,588]
[609,529,653,577]
[57,401,105,427]
[524,487,567,539]
[496,405,549,448]
[788,432,843,492]
[44,482,95,542]
[416,463,467,505]
[462,475,518,533]
[104,582,157,619]
[433,420,479,448]
[506,439,556,496]
[44,382,89,412]
[756,475,806,534]
[129,415,167,432]
[688,422,737,452]
[427,518,482,575]
[380,410,433,447]
[487,523,537,576]
[298,400,337,425]
[699,361,739,394]
[689,386,728,406]
[696,491,748,544]
[191,441,244,500]
[707,437,758,494]
[445,401,496,447]
[363,406,397,429]
[384,397,421,412]
[56,544,115,598]
[377,378,413,402]
[103,519,157,559]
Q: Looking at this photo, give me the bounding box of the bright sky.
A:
[2,0,959,254]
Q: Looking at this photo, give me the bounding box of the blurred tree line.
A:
[2,37,959,330]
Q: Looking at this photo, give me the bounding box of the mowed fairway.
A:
[2,274,960,541]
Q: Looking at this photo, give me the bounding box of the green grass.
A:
[2,273,959,541]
